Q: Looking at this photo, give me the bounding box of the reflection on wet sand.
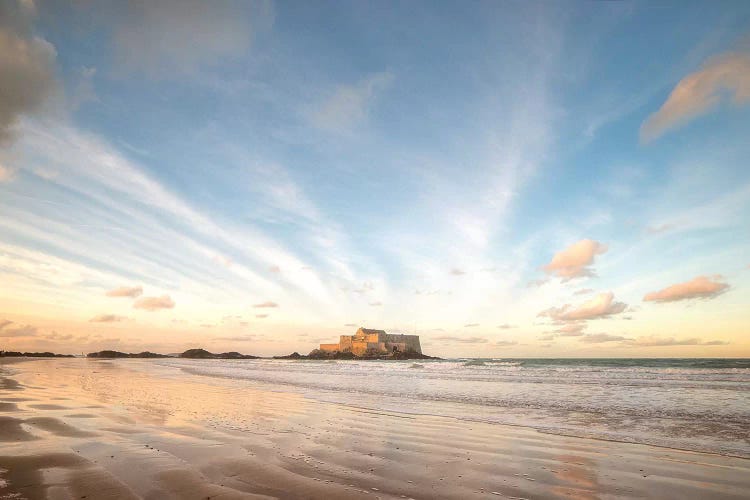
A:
[1,358,749,499]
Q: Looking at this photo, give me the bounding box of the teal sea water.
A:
[144,358,750,458]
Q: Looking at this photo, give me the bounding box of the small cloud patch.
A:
[644,276,729,303]
[542,239,607,281]
[539,292,627,321]
[253,301,278,308]
[580,333,629,343]
[133,295,174,311]
[434,336,488,344]
[89,314,126,323]
[106,286,143,298]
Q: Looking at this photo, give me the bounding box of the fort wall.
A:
[320,328,422,355]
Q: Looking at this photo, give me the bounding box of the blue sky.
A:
[1,0,749,356]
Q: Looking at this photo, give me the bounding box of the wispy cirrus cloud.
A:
[495,340,518,347]
[213,335,255,342]
[434,336,488,344]
[542,239,607,281]
[133,295,175,311]
[641,51,750,142]
[310,72,394,133]
[624,336,729,347]
[106,285,143,298]
[644,276,729,303]
[539,292,627,321]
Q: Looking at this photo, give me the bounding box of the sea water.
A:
[148,358,750,458]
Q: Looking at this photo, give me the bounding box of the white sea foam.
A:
[144,358,750,458]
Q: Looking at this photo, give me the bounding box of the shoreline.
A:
[2,358,749,499]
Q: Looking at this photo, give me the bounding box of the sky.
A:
[0,0,749,357]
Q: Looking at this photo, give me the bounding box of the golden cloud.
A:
[643,276,729,303]
[640,52,750,142]
[133,295,175,311]
[89,314,126,323]
[542,239,607,281]
[106,285,143,298]
[539,292,627,321]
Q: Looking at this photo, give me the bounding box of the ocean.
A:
[144,358,750,458]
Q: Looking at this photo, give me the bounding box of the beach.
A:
[1,358,749,500]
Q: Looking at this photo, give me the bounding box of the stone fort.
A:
[320,328,422,356]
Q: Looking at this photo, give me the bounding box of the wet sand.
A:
[1,358,748,499]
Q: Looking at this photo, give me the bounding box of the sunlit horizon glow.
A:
[1,1,749,357]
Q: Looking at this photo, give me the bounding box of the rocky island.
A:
[307,328,438,360]
[1,351,75,358]
[87,350,171,358]
[179,348,259,359]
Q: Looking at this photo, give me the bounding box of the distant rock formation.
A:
[0,351,75,358]
[179,349,258,359]
[273,352,303,359]
[86,350,171,358]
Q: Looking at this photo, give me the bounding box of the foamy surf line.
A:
[152,358,750,459]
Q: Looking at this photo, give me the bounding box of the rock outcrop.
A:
[86,351,171,358]
[1,351,75,358]
[179,349,258,359]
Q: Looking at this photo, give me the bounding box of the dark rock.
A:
[179,349,258,359]
[273,352,302,359]
[179,348,215,359]
[87,350,171,358]
[87,350,129,358]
